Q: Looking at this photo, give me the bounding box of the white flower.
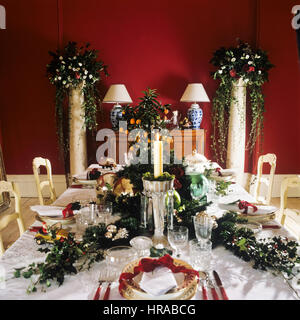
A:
[59,56,63,60]
[84,70,88,75]
[73,56,77,60]
[61,60,65,64]
[89,74,93,79]
[221,66,226,69]
[248,61,253,65]
[58,76,62,80]
[258,70,262,74]
[72,68,76,71]
[255,54,261,59]
[218,70,223,74]
[244,78,249,83]
[245,55,249,59]
[83,75,87,80]
[78,62,82,67]
[68,66,72,69]
[62,80,66,85]
[231,57,236,62]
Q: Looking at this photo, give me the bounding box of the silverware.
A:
[207,277,219,300]
[93,280,104,300]
[213,270,229,300]
[103,282,111,300]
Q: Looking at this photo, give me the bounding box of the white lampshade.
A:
[180,83,210,103]
[103,84,132,104]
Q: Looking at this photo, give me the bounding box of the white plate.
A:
[211,169,236,182]
[74,178,97,185]
[218,202,277,215]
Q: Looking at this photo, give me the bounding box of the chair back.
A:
[254,153,277,205]
[32,157,57,205]
[0,180,25,255]
[279,176,300,240]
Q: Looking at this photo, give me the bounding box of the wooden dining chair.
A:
[253,153,277,205]
[0,181,25,255]
[32,157,57,205]
[279,176,300,240]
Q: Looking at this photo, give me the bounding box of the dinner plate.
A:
[73,178,97,185]
[210,169,236,182]
[218,202,277,215]
[119,258,199,300]
[35,213,75,225]
[236,221,262,234]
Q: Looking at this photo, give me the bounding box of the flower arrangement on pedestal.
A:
[210,40,273,164]
[46,42,108,157]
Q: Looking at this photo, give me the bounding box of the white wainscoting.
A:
[7,174,67,198]
[5,173,300,199]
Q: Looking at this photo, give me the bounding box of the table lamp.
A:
[103,84,132,130]
[180,83,210,129]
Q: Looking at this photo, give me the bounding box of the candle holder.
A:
[142,177,174,248]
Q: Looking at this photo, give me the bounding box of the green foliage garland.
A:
[212,212,300,276]
[210,40,274,165]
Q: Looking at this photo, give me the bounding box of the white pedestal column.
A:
[226,78,246,185]
[69,83,87,177]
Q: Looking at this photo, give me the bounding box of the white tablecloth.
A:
[0,183,299,300]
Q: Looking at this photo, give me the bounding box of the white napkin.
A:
[30,205,64,217]
[139,267,177,296]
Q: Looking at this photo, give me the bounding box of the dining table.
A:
[0,164,299,301]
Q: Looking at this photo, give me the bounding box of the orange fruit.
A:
[164,109,169,115]
[119,127,124,133]
[125,129,129,135]
[136,119,141,125]
[130,118,135,125]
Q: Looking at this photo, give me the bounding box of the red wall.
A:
[0,0,299,175]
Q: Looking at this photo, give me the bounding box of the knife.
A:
[213,270,229,300]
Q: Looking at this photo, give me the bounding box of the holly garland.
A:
[211,212,300,276]
[14,218,140,293]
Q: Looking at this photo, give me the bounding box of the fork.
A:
[207,277,219,300]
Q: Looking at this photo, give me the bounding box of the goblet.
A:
[167,226,189,258]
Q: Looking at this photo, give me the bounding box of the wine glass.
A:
[193,214,214,244]
[167,226,189,258]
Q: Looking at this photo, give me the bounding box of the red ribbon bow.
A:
[215,168,222,177]
[62,203,74,218]
[238,200,258,214]
[118,254,199,296]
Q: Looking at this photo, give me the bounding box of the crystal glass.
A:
[167,226,189,258]
[106,246,138,273]
[189,173,209,200]
[130,236,153,257]
[95,203,113,225]
[189,239,212,272]
[193,214,214,243]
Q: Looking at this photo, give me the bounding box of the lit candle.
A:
[153,132,163,178]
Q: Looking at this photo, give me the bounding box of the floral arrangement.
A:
[46,42,108,159]
[210,40,274,165]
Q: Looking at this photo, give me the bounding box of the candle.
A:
[153,133,163,178]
